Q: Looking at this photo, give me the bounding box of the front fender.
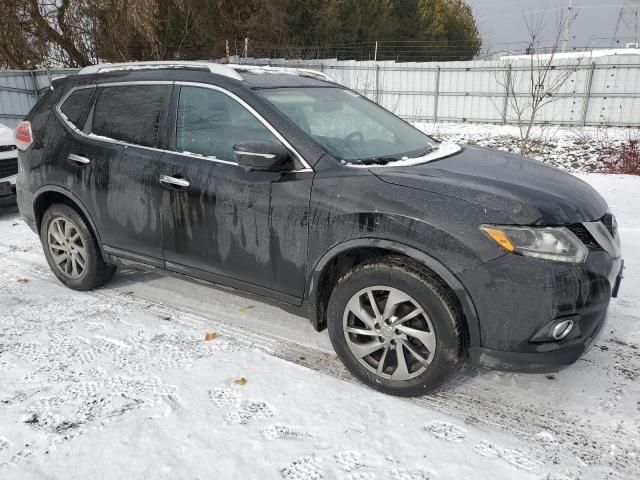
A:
[306,237,483,348]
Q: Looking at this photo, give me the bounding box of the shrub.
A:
[598,137,640,175]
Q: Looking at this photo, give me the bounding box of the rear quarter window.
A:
[91,85,167,147]
[59,87,94,128]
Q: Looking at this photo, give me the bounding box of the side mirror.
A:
[233,140,293,172]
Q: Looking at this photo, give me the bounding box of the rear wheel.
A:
[40,203,116,291]
[327,256,465,396]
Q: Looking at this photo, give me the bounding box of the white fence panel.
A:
[274,54,640,127]
[0,70,76,128]
[1,54,640,128]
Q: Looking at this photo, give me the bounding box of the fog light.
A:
[552,319,574,340]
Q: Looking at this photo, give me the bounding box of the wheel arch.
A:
[306,238,482,348]
[32,185,107,259]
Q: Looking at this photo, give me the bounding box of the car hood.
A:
[371,146,608,225]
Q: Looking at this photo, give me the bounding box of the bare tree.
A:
[496,8,582,155]
[0,0,96,68]
[0,0,194,68]
[0,0,45,69]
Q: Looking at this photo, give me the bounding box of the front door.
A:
[158,85,313,302]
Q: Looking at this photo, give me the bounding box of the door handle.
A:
[160,174,190,188]
[68,153,91,165]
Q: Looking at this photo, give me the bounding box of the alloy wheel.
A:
[47,216,88,280]
[342,286,437,381]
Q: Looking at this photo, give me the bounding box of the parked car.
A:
[0,122,18,207]
[15,61,623,396]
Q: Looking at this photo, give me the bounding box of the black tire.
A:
[40,203,116,291]
[327,255,465,397]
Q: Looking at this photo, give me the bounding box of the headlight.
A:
[480,225,588,263]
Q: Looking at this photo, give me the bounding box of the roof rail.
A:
[77,61,334,83]
[229,64,333,82]
[78,61,244,80]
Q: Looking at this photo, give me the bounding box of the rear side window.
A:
[60,87,94,128]
[175,86,279,160]
[91,85,166,147]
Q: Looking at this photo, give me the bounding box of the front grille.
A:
[0,144,17,153]
[0,158,18,178]
[567,224,602,250]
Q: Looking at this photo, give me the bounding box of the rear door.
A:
[158,84,314,302]
[59,83,170,264]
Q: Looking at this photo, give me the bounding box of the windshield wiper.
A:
[415,146,438,156]
[356,157,395,165]
[356,146,439,166]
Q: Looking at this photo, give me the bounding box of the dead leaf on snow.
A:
[233,377,247,385]
[238,305,255,314]
[16,278,29,284]
[204,332,218,341]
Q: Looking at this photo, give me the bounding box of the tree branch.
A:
[27,0,90,66]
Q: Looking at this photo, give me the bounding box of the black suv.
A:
[16,61,623,396]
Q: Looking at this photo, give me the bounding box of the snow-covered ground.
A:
[417,122,639,174]
[0,173,639,480]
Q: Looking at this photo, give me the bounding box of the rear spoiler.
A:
[51,77,66,89]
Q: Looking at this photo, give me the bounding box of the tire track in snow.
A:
[129,284,640,478]
[2,236,639,478]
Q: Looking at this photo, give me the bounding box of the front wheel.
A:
[40,203,116,291]
[327,256,465,396]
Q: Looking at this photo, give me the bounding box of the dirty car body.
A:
[15,63,624,395]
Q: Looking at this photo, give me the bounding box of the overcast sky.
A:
[465,0,636,52]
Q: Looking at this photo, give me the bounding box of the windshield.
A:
[258,87,437,163]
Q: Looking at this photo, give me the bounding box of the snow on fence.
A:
[1,52,640,128]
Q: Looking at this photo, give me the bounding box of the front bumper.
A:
[0,175,17,206]
[469,307,608,373]
[1,149,18,204]
[460,247,623,373]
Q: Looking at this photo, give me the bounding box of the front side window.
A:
[91,85,166,147]
[60,87,94,128]
[175,86,279,160]
[259,87,436,162]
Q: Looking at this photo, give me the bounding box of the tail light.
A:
[15,120,33,151]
